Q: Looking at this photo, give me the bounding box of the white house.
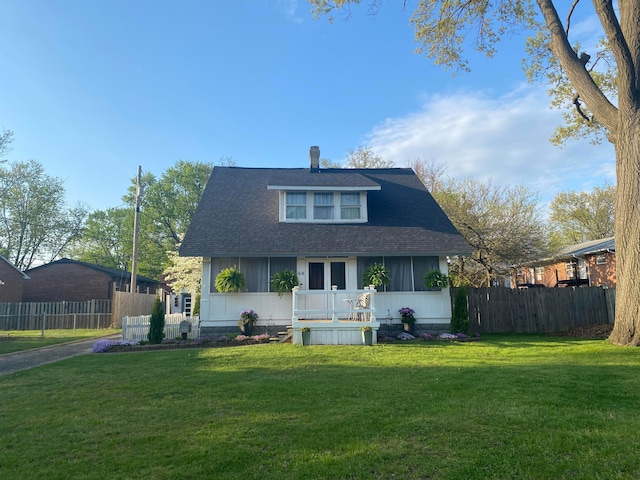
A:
[179,146,471,344]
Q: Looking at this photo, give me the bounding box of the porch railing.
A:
[291,286,377,323]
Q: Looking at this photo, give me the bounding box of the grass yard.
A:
[1,335,639,479]
[0,329,120,355]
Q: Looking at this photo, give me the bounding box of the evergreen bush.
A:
[450,287,469,334]
[148,298,165,344]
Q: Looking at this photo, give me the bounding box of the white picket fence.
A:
[121,313,200,341]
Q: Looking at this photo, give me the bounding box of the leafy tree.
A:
[0,160,88,270]
[548,183,615,249]
[72,160,213,279]
[69,207,133,270]
[310,1,640,345]
[0,129,13,162]
[147,297,165,344]
[344,145,394,168]
[411,158,548,287]
[163,242,202,295]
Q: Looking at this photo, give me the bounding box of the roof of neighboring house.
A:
[180,166,472,257]
[529,237,615,265]
[25,258,164,285]
[0,254,30,279]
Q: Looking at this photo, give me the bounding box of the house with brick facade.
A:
[0,255,29,302]
[516,237,616,288]
[179,146,471,344]
[22,258,166,302]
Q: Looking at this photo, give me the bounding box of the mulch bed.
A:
[549,323,613,339]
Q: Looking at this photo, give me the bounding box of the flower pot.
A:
[301,330,311,346]
[240,323,253,336]
[403,322,415,336]
[362,329,373,346]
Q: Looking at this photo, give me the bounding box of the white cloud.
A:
[364,85,615,204]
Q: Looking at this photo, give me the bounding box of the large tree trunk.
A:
[608,115,640,345]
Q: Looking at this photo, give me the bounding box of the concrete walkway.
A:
[0,334,120,376]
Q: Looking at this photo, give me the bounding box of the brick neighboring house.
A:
[0,255,29,302]
[517,237,616,288]
[22,258,166,302]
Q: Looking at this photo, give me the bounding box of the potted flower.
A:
[361,325,374,346]
[300,326,311,346]
[215,266,245,292]
[270,270,300,297]
[238,309,258,335]
[398,307,416,335]
[424,270,449,290]
[361,263,390,290]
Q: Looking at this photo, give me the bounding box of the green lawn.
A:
[1,336,639,479]
[0,329,120,354]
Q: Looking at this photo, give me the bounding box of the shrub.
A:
[451,286,469,334]
[148,298,165,344]
[215,266,245,292]
[192,293,201,316]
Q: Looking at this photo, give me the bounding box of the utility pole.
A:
[131,166,143,293]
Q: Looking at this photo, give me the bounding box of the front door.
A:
[304,259,347,318]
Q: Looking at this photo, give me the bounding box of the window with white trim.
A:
[286,192,307,219]
[534,267,544,281]
[596,254,606,265]
[340,192,360,219]
[281,190,366,223]
[565,262,575,278]
[313,192,334,220]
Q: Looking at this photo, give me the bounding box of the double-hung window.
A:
[340,193,360,220]
[286,192,307,219]
[314,193,334,220]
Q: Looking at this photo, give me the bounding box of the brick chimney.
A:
[309,146,320,171]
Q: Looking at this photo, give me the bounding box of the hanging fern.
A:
[270,270,299,297]
[215,266,245,293]
[361,263,391,288]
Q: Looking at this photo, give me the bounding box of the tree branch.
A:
[537,0,618,134]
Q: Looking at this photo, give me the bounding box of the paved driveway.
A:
[0,335,120,376]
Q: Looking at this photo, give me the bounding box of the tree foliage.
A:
[0,129,13,163]
[69,207,133,271]
[309,0,640,346]
[0,160,88,270]
[548,183,615,249]
[344,145,394,168]
[412,158,548,287]
[163,243,202,295]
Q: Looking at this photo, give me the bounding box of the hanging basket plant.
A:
[424,270,449,290]
[215,266,245,293]
[270,270,299,297]
[361,263,391,288]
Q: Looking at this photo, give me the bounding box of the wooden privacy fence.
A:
[0,300,112,331]
[458,287,615,334]
[122,313,200,341]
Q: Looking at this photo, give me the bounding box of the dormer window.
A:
[280,190,368,223]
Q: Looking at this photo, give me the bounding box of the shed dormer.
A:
[267,146,381,223]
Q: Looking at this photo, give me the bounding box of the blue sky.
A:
[0,1,614,215]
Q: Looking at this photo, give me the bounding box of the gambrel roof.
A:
[180,166,471,257]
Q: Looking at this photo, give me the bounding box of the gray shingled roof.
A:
[180,167,472,257]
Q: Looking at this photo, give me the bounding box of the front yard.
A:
[1,335,639,479]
